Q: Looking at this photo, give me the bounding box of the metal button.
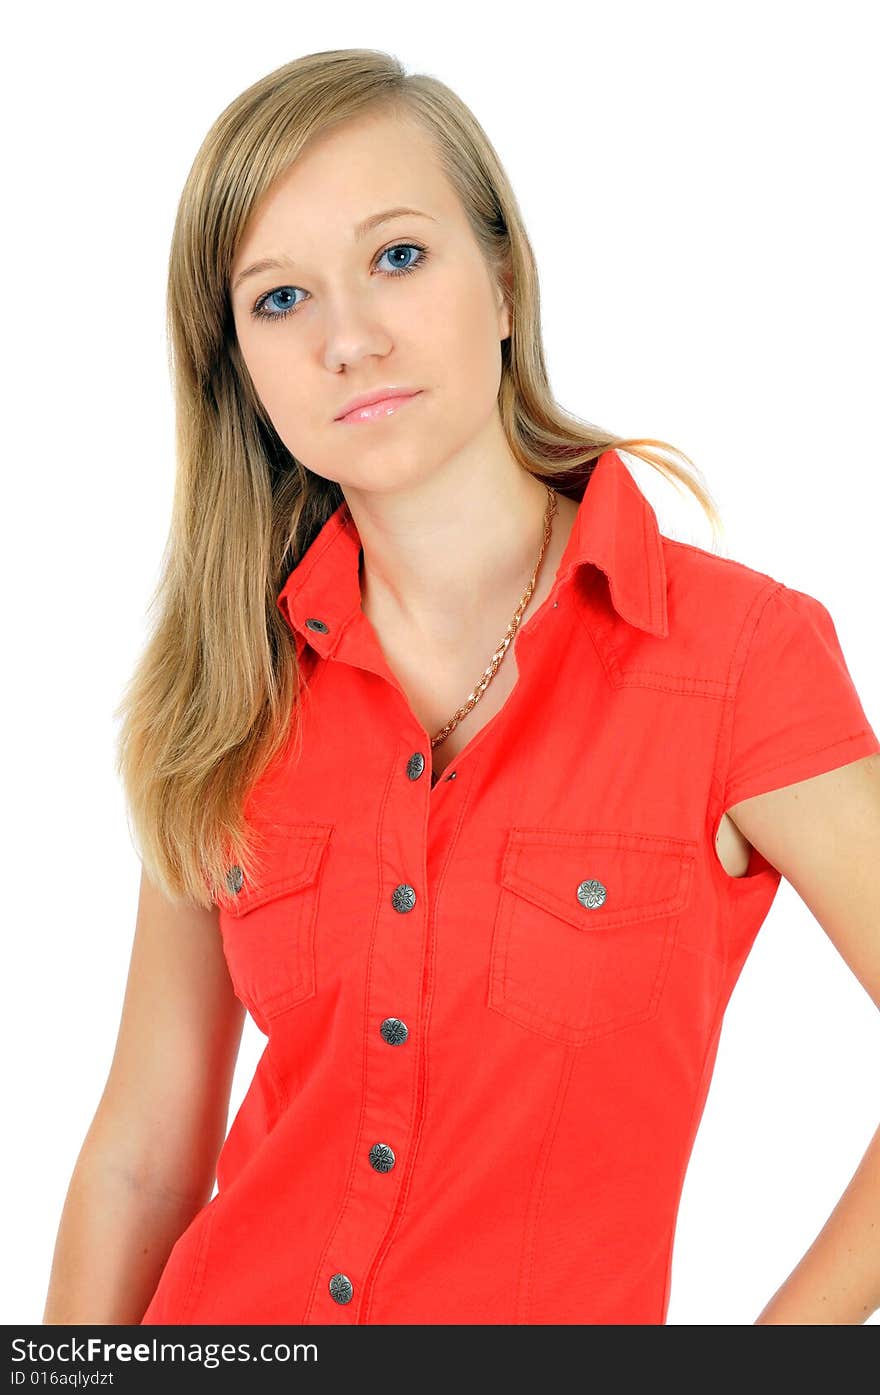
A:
[328,1272,353,1304]
[305,617,329,633]
[369,1143,396,1173]
[226,865,244,895]
[577,879,608,910]
[406,752,426,780]
[391,883,417,913]
[380,1017,408,1045]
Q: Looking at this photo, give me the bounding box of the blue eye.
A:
[249,242,430,324]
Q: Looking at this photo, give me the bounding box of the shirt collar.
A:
[276,447,669,653]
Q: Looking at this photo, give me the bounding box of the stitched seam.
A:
[603,670,729,689]
[360,751,481,1322]
[263,1041,289,1113]
[507,882,686,927]
[496,915,681,1034]
[674,938,727,966]
[573,595,736,696]
[301,741,401,1322]
[662,536,778,582]
[640,476,656,628]
[706,580,785,865]
[515,1047,577,1323]
[507,827,698,850]
[572,593,620,685]
[723,728,874,803]
[177,1201,217,1324]
[503,835,694,929]
[223,825,333,914]
[657,978,729,1322]
[498,957,674,1030]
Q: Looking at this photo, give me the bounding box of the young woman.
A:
[43,49,880,1326]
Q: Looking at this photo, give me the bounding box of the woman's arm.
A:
[42,867,245,1325]
[754,1121,880,1325]
[726,752,880,1324]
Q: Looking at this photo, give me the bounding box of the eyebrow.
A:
[231,206,437,294]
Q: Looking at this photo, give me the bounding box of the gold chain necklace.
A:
[431,484,558,751]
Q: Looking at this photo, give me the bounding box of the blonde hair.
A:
[113,48,725,909]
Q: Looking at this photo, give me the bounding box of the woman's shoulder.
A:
[660,533,788,648]
[662,531,780,594]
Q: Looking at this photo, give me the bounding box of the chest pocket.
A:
[217,822,334,1028]
[488,829,698,1047]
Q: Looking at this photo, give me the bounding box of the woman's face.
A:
[228,110,511,494]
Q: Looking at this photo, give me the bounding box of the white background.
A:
[3,0,878,1327]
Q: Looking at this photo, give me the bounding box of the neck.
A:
[348,418,554,649]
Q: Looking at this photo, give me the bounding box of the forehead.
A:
[231,112,459,267]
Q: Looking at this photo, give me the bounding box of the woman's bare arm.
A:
[42,866,245,1324]
[728,754,880,1323]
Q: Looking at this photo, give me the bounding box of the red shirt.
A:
[140,448,879,1325]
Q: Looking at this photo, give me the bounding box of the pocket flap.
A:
[500,829,698,931]
[221,822,334,916]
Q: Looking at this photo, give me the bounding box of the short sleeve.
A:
[722,583,880,810]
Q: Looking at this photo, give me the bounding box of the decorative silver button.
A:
[369,1143,396,1173]
[391,883,417,913]
[406,752,426,780]
[380,1017,408,1045]
[226,864,244,895]
[577,878,608,910]
[305,617,329,633]
[328,1272,353,1304]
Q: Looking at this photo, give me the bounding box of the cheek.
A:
[421,271,502,395]
[238,332,313,438]
[244,336,299,409]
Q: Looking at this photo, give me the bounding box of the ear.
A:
[499,299,511,340]
[496,283,511,340]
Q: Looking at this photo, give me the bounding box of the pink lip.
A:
[336,390,422,424]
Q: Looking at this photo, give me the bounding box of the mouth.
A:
[335,390,424,425]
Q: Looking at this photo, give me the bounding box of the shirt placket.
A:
[294,601,443,1321]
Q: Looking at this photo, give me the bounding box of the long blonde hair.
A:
[113,48,725,909]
